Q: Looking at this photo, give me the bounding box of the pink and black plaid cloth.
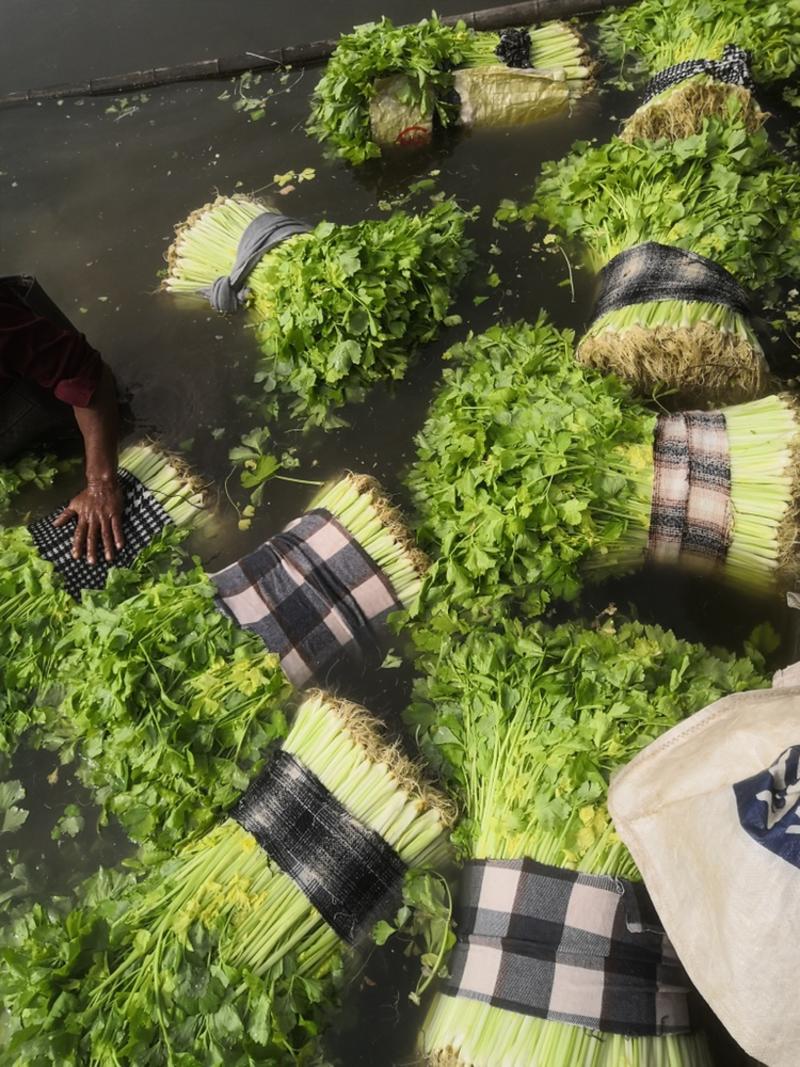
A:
[647,411,732,572]
[442,858,691,1037]
[210,508,401,687]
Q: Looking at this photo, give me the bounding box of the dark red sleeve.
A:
[0,297,103,408]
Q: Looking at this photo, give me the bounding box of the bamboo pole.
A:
[0,0,634,108]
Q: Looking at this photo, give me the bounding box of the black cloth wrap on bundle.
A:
[230,748,407,944]
[495,28,533,69]
[28,468,170,600]
[442,857,691,1036]
[642,44,754,105]
[201,210,312,312]
[211,508,401,688]
[589,241,754,326]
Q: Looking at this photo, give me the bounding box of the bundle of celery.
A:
[0,452,62,514]
[1,692,453,1065]
[0,443,204,758]
[308,15,592,165]
[46,473,429,851]
[408,615,767,1067]
[498,115,800,403]
[407,319,800,630]
[599,0,800,141]
[162,194,473,428]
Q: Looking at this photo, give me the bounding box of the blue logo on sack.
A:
[734,746,800,869]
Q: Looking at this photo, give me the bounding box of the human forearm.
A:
[54,362,125,564]
[74,362,119,483]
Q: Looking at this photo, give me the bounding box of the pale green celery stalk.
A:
[723,396,800,591]
[584,394,800,594]
[625,19,756,72]
[86,692,452,1062]
[313,473,428,607]
[422,995,712,1067]
[119,442,206,529]
[419,645,712,1066]
[584,300,761,349]
[162,195,309,295]
[462,22,591,86]
[529,22,591,86]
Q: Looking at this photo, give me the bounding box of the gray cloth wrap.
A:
[201,210,312,312]
[230,749,407,944]
[589,242,754,325]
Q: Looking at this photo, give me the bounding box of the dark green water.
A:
[2,3,795,1064]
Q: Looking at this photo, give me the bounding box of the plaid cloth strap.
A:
[643,44,754,105]
[442,858,691,1037]
[647,411,732,572]
[210,508,401,687]
[27,468,171,600]
[230,748,407,944]
[590,242,753,326]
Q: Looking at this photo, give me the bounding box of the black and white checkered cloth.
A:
[590,242,753,326]
[441,858,691,1036]
[230,748,407,944]
[647,411,733,572]
[643,44,754,105]
[27,468,171,600]
[210,508,401,687]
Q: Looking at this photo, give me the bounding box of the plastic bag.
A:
[453,65,570,128]
[609,668,800,1067]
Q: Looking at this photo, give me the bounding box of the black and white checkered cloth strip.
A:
[441,858,691,1036]
[28,468,171,600]
[230,748,407,944]
[590,242,753,326]
[210,508,401,687]
[647,411,733,572]
[642,44,754,105]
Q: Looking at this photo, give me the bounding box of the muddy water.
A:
[1,3,793,1064]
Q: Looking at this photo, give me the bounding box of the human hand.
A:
[52,478,125,564]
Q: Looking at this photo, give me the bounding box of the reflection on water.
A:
[0,6,786,1064]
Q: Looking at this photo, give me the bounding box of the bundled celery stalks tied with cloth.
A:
[0,442,204,757]
[162,193,473,427]
[498,114,800,405]
[308,14,592,165]
[45,473,429,851]
[599,0,800,142]
[408,318,800,629]
[1,691,453,1065]
[407,615,766,1067]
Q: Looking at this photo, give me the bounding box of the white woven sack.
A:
[608,669,800,1067]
